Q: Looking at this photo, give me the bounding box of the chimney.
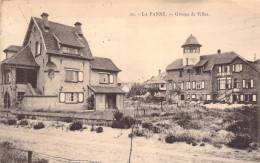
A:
[41,12,50,29]
[159,69,161,75]
[217,49,221,54]
[74,22,83,37]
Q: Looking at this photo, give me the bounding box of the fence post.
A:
[28,151,32,163]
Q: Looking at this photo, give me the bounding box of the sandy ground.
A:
[0,122,259,163]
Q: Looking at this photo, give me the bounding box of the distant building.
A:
[166,34,260,104]
[0,13,125,110]
[144,70,167,97]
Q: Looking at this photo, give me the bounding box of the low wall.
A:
[21,96,88,111]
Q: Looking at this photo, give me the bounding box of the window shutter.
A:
[60,93,65,103]
[192,81,196,89]
[232,65,235,72]
[37,43,41,55]
[242,80,245,88]
[181,82,184,90]
[109,74,114,83]
[250,79,254,88]
[78,93,84,103]
[202,81,205,89]
[173,83,176,89]
[252,95,256,102]
[240,64,243,71]
[78,71,84,82]
[227,66,230,72]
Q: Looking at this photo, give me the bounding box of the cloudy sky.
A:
[1,0,260,82]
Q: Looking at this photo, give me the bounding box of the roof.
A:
[2,46,39,68]
[145,71,167,84]
[3,45,22,53]
[182,34,202,47]
[166,51,256,72]
[90,57,121,72]
[23,17,93,60]
[88,85,125,94]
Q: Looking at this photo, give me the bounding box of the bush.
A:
[62,117,73,123]
[227,135,252,149]
[96,127,103,133]
[165,134,175,144]
[19,120,29,126]
[34,122,45,129]
[7,119,17,125]
[91,125,95,132]
[112,116,135,129]
[227,119,249,134]
[142,122,153,130]
[16,114,25,120]
[31,116,36,120]
[113,111,124,121]
[69,121,83,131]
[150,113,160,117]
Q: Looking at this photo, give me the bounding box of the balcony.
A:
[233,88,240,93]
[217,72,232,77]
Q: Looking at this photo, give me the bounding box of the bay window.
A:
[242,79,254,88]
[217,77,232,90]
[233,63,242,72]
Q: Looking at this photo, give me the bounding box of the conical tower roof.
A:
[182,34,202,47]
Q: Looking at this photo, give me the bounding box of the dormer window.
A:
[62,46,80,55]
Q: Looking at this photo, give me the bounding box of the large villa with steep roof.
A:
[166,35,260,104]
[0,13,125,110]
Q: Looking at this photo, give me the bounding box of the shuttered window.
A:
[60,93,65,103]
[78,93,84,103]
[78,71,83,82]
[65,70,83,82]
[201,81,205,89]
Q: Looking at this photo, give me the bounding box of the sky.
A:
[1,0,260,82]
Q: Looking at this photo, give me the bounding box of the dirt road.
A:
[0,123,258,163]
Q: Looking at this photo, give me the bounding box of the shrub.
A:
[16,114,25,120]
[62,117,73,123]
[227,119,249,134]
[192,142,197,146]
[200,143,205,146]
[19,120,29,126]
[7,119,17,125]
[227,135,252,149]
[113,111,124,121]
[31,116,36,120]
[165,134,175,144]
[91,125,95,132]
[69,121,83,131]
[142,122,153,130]
[96,127,103,133]
[34,122,45,129]
[129,128,151,138]
[112,116,135,129]
[151,113,160,117]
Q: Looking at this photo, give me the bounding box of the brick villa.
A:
[166,35,260,104]
[0,13,125,110]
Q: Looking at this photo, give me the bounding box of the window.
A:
[179,71,183,77]
[191,94,196,99]
[35,41,38,55]
[181,82,184,90]
[186,81,191,90]
[201,81,205,89]
[233,63,242,72]
[206,94,211,100]
[233,78,239,88]
[192,81,196,89]
[62,46,79,55]
[217,77,232,90]
[99,73,114,84]
[60,92,84,103]
[196,68,202,74]
[196,81,201,89]
[240,94,244,101]
[5,72,11,84]
[253,95,256,102]
[37,43,41,55]
[17,92,25,101]
[245,94,249,102]
[65,70,83,82]
[186,58,189,65]
[243,79,254,88]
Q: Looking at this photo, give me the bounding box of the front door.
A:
[233,94,238,103]
[106,94,116,109]
[4,92,10,108]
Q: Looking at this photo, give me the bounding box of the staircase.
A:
[33,88,43,95]
[217,89,233,101]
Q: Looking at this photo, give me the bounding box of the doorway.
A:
[180,94,185,100]
[106,94,116,109]
[233,94,238,103]
[4,92,11,108]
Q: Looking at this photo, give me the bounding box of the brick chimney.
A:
[74,22,83,37]
[217,49,221,54]
[41,12,50,29]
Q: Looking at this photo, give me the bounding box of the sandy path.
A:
[0,124,259,163]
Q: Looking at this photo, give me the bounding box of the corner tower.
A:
[182,34,202,66]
